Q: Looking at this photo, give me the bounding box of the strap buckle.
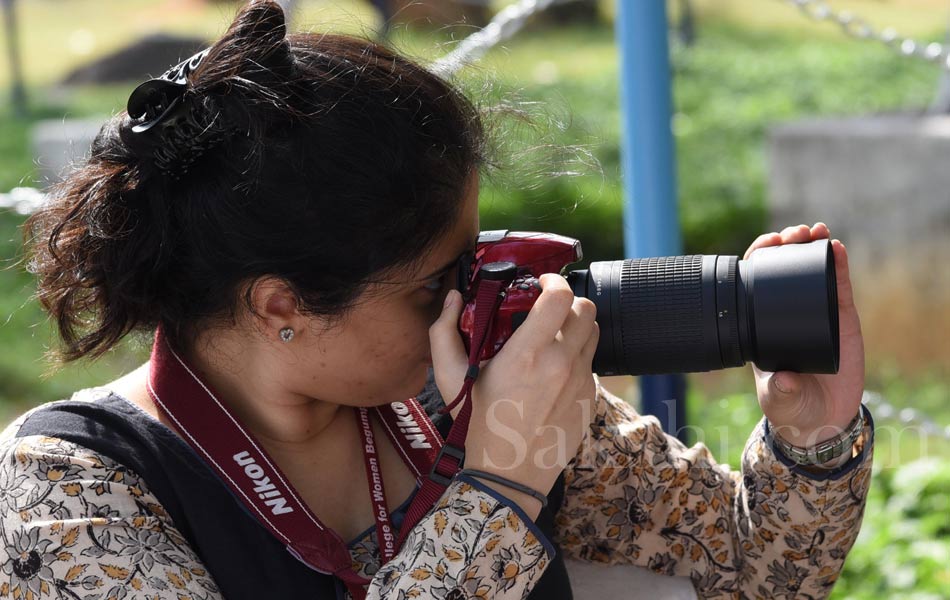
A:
[428,443,465,486]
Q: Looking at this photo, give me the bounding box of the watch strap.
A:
[766,404,866,466]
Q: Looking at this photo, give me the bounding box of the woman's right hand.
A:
[429,274,599,515]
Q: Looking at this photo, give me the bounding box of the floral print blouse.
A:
[0,383,873,599]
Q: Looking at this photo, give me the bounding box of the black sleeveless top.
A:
[16,386,573,600]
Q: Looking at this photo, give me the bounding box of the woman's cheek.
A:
[381,316,430,365]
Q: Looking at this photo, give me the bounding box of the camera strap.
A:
[394,277,512,550]
[146,327,444,600]
[358,400,443,565]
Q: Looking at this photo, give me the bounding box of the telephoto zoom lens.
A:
[566,239,839,376]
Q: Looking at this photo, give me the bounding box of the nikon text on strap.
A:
[148,329,440,599]
[147,270,512,597]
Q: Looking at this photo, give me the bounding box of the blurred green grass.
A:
[2,1,949,596]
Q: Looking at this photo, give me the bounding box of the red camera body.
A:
[458,231,582,362]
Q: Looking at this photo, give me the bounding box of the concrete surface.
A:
[768,113,950,369]
[31,119,102,187]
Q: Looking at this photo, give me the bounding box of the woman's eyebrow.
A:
[421,262,454,281]
[419,236,478,281]
[420,254,464,281]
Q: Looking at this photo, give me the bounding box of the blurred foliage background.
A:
[1,0,948,597]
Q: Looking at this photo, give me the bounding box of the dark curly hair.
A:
[24,0,485,361]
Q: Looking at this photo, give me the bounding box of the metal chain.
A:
[779,0,950,71]
[862,390,950,442]
[1,0,577,207]
[431,0,579,77]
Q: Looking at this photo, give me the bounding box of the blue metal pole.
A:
[616,0,687,441]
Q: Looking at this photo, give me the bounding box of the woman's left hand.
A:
[745,222,865,447]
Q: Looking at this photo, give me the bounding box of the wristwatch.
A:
[766,405,866,466]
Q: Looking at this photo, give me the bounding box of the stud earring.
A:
[279,327,295,343]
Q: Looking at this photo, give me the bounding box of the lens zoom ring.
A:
[620,256,706,373]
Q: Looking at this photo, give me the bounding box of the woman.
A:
[0,2,872,599]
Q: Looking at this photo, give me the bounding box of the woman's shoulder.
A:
[0,385,193,512]
[0,389,195,561]
[0,392,169,532]
[0,387,151,498]
[0,399,222,599]
[0,432,151,516]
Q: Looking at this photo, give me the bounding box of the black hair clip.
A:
[122,48,235,180]
[126,48,211,134]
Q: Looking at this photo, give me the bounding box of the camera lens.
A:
[566,239,839,376]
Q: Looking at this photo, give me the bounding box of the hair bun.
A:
[236,0,288,42]
[198,0,293,84]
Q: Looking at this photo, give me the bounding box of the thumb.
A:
[763,371,806,427]
[769,371,801,398]
[429,290,468,402]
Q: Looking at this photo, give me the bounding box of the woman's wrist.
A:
[460,468,547,502]
[794,426,868,476]
[771,408,860,447]
[457,467,548,521]
[767,405,866,467]
[473,479,544,521]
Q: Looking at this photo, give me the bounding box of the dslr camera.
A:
[456,231,839,376]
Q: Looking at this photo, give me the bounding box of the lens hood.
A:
[741,238,839,374]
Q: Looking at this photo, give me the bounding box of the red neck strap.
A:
[395,277,510,549]
[147,329,440,599]
[147,276,507,598]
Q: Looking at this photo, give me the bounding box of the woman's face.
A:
[284,180,480,407]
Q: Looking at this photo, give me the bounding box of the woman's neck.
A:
[108,347,420,542]
[182,331,350,453]
[110,341,351,460]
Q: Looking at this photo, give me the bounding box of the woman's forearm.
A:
[551,384,873,599]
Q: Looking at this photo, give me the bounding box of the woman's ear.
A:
[247,277,301,338]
